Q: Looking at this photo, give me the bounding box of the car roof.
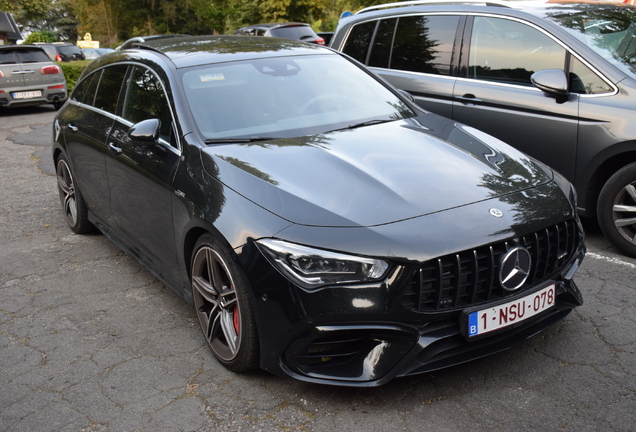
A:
[32,42,76,46]
[241,22,311,30]
[0,44,48,53]
[349,0,633,17]
[126,35,333,68]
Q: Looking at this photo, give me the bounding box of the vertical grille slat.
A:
[404,219,580,312]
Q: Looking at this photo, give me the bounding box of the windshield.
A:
[180,54,414,141]
[544,5,636,79]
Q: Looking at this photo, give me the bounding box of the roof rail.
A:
[356,0,511,14]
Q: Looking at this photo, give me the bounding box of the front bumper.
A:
[240,219,585,387]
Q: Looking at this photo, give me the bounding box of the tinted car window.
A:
[94,65,128,113]
[368,18,397,68]
[0,50,16,64]
[391,15,460,75]
[72,70,101,105]
[122,66,172,142]
[17,49,50,63]
[270,26,316,40]
[342,21,376,63]
[469,17,566,86]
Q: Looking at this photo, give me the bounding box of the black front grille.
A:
[402,219,580,312]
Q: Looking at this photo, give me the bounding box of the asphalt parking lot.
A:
[1,106,635,432]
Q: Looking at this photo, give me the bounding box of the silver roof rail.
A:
[356,0,511,14]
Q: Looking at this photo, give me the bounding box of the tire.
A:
[597,162,636,257]
[55,155,94,234]
[190,233,259,372]
[53,101,63,110]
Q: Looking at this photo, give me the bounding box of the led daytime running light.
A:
[257,239,389,290]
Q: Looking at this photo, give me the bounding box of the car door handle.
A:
[108,142,123,155]
[67,123,78,133]
[456,94,483,105]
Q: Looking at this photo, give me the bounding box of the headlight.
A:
[256,238,390,290]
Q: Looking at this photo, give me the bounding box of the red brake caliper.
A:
[233,298,240,334]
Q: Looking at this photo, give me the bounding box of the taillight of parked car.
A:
[55,54,63,62]
[0,70,4,78]
[316,37,325,45]
[41,65,61,75]
[48,84,65,89]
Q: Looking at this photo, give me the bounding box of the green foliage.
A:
[57,60,91,92]
[22,30,57,43]
[10,0,402,48]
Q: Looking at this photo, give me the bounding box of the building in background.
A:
[0,12,21,45]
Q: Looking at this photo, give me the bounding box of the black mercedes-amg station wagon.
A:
[52,35,585,386]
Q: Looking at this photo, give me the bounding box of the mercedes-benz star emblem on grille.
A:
[489,208,504,218]
[499,246,532,291]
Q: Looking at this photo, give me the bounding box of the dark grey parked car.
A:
[234,22,326,45]
[330,0,636,256]
[34,42,85,62]
[0,45,67,109]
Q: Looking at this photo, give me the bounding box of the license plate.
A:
[12,91,42,99]
[467,284,555,337]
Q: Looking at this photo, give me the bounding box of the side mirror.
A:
[531,69,569,95]
[129,118,161,145]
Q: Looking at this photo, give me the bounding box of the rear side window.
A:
[368,19,397,68]
[94,65,128,114]
[391,15,460,75]
[469,17,566,86]
[72,71,101,105]
[342,21,377,63]
[0,50,16,64]
[343,15,460,75]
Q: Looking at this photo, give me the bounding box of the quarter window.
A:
[569,56,612,94]
[469,17,566,86]
[71,71,100,105]
[342,21,376,64]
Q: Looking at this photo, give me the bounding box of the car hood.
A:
[200,113,553,227]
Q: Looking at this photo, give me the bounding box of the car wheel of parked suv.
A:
[55,155,94,234]
[191,233,259,372]
[598,163,636,256]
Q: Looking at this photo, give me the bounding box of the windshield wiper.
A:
[204,137,275,144]
[329,119,395,133]
[350,119,394,129]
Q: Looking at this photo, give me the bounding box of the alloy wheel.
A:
[612,181,636,245]
[56,158,78,227]
[191,246,242,362]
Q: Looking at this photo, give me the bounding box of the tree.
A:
[22,29,56,43]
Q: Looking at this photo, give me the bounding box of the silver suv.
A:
[330,0,636,257]
[0,45,68,110]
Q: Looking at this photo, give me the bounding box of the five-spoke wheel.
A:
[56,155,93,234]
[191,234,258,371]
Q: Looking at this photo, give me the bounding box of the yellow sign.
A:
[77,33,100,49]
